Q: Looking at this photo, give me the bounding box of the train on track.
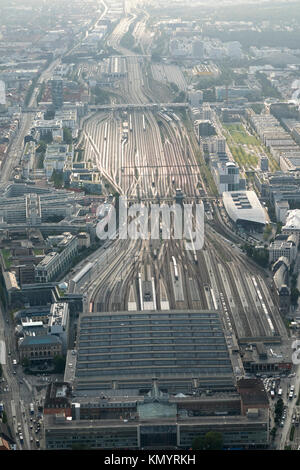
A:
[157,111,172,123]
[172,256,179,280]
[69,261,94,292]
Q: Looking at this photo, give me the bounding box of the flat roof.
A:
[223,191,267,225]
[74,310,234,389]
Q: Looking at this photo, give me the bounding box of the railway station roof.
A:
[223,191,267,226]
[73,310,235,392]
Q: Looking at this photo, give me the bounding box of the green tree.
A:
[192,435,205,450]
[22,357,30,369]
[50,169,64,189]
[192,431,223,450]
[291,288,300,306]
[1,411,7,424]
[63,127,73,145]
[36,141,47,154]
[53,354,66,373]
[0,363,2,378]
[274,398,284,424]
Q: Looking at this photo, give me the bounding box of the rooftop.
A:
[283,209,300,230]
[223,191,267,225]
[73,310,235,391]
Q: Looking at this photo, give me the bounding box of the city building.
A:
[51,78,63,109]
[275,199,289,223]
[192,40,204,58]
[187,90,203,108]
[260,156,269,172]
[269,234,297,264]
[222,191,267,229]
[212,161,241,194]
[272,256,290,313]
[43,377,269,450]
[44,143,74,178]
[18,334,62,362]
[35,233,78,282]
[282,209,300,243]
[48,302,70,353]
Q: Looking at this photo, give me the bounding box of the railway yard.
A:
[71,8,289,355]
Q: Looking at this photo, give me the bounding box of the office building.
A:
[35,233,78,282]
[192,40,204,58]
[44,143,74,178]
[51,79,63,110]
[43,377,269,450]
[269,234,297,264]
[274,199,289,224]
[48,302,70,353]
[260,156,269,172]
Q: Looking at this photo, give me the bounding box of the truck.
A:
[29,403,34,415]
[270,390,275,399]
[278,388,283,397]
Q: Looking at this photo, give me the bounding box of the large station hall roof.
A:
[73,310,235,392]
[223,191,267,226]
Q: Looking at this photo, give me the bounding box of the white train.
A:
[142,114,146,131]
[157,111,172,123]
[129,114,133,132]
[104,121,108,140]
[172,256,179,280]
[252,277,276,336]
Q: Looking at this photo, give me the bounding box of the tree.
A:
[192,431,223,450]
[274,398,284,424]
[53,354,66,373]
[22,357,30,369]
[1,411,7,424]
[192,435,205,450]
[50,169,64,189]
[291,287,300,306]
[0,363,2,378]
[63,127,73,145]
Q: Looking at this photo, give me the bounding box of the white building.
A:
[275,199,289,224]
[0,80,6,105]
[282,209,300,243]
[35,233,78,282]
[269,235,297,264]
[44,143,74,178]
[188,90,203,108]
[213,161,240,194]
[223,191,267,227]
[48,303,69,354]
[226,41,243,60]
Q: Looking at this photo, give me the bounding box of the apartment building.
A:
[35,233,78,282]
[44,143,74,178]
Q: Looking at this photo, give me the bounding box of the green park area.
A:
[1,249,12,269]
[224,123,260,145]
[223,123,280,172]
